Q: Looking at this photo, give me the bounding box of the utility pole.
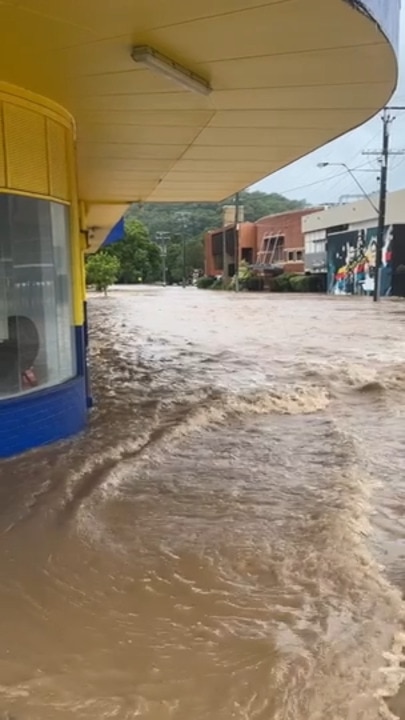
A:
[234,192,240,293]
[222,216,228,283]
[362,105,405,301]
[175,211,191,289]
[374,109,390,302]
[163,243,167,286]
[182,233,186,288]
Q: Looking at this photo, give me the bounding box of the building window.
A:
[263,235,284,263]
[241,247,253,264]
[287,251,295,262]
[296,250,303,261]
[0,194,75,398]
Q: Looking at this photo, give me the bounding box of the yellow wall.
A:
[0,82,84,326]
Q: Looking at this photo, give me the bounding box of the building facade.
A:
[204,208,320,277]
[204,222,257,277]
[302,190,405,296]
[255,209,320,273]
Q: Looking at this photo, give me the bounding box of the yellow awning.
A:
[0,0,398,243]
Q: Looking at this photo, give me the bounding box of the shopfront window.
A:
[0,195,75,397]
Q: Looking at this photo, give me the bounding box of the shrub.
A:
[270,273,326,293]
[245,276,264,292]
[306,274,327,293]
[289,275,311,292]
[211,277,229,290]
[86,252,120,295]
[196,275,217,289]
[269,273,296,292]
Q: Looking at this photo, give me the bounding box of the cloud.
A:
[253,5,405,205]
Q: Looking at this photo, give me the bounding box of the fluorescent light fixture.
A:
[131,45,212,96]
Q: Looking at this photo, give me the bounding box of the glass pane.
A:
[0,194,75,398]
[51,202,76,381]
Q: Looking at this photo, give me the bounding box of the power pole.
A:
[175,211,191,289]
[222,217,228,283]
[362,105,405,302]
[374,110,390,302]
[234,192,240,293]
[182,233,186,288]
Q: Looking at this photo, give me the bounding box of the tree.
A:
[85,252,120,295]
[164,236,205,284]
[166,240,183,284]
[93,190,306,287]
[186,236,204,271]
[107,218,162,284]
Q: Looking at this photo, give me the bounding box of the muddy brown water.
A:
[0,287,405,719]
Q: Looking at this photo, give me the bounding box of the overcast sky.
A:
[253,7,405,205]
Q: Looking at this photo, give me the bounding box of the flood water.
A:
[0,287,405,720]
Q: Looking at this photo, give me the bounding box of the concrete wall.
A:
[303,189,405,235]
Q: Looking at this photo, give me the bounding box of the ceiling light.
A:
[131,45,212,96]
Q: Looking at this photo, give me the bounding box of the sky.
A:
[253,6,405,205]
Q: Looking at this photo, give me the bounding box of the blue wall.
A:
[0,319,89,459]
[0,375,87,458]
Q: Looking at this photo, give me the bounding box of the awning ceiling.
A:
[0,0,398,244]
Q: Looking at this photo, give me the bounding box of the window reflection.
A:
[0,195,75,397]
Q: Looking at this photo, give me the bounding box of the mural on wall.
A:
[327,226,393,296]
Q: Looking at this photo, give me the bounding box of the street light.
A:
[317,162,378,214]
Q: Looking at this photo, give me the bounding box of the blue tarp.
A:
[102,217,125,247]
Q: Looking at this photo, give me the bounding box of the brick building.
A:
[204,222,256,277]
[204,208,320,277]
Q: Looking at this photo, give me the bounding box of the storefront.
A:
[0,84,88,458]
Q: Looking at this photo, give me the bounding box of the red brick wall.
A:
[204,222,256,276]
[204,232,216,276]
[255,208,320,273]
[204,210,320,277]
[239,223,257,251]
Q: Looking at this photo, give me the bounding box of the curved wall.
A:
[0,377,87,458]
[0,84,73,204]
[0,84,88,459]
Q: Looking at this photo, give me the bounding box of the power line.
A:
[275,160,377,197]
[257,111,405,202]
